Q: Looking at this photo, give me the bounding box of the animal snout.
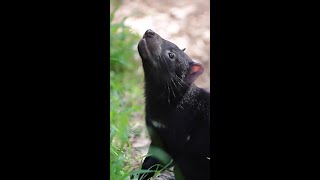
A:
[145,29,155,37]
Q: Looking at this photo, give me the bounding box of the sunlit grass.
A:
[110,2,146,179]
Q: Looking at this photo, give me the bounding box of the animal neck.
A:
[144,79,192,108]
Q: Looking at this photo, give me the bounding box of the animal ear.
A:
[182,48,186,51]
[185,62,204,83]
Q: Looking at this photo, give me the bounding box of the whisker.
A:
[172,88,176,98]
[171,78,178,89]
[160,56,170,70]
[167,80,176,99]
[176,80,183,87]
[171,73,190,87]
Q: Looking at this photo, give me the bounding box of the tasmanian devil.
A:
[137,29,210,180]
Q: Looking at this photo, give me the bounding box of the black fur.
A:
[137,29,210,180]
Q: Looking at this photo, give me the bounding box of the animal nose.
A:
[145,29,155,37]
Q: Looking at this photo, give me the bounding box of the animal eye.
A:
[168,52,175,59]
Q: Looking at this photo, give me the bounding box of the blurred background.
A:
[110,0,210,179]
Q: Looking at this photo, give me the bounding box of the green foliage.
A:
[110,2,144,180]
[110,4,140,72]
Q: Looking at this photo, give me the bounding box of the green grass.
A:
[110,2,145,179]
